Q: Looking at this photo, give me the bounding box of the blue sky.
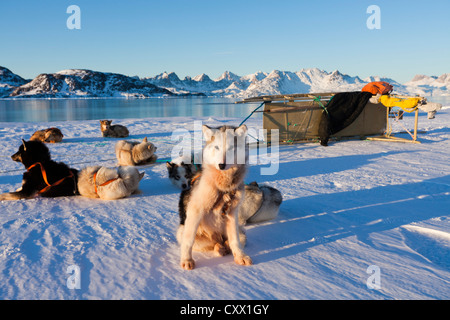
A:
[1,0,449,82]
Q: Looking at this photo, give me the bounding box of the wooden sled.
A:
[238,93,387,145]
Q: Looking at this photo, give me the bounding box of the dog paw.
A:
[180,259,195,270]
[234,255,253,266]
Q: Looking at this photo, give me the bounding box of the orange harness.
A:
[190,172,202,186]
[27,162,74,194]
[93,171,119,194]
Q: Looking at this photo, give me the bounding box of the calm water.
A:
[0,97,262,123]
[0,96,448,123]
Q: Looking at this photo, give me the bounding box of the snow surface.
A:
[0,106,449,300]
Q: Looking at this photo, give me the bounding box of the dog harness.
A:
[190,172,202,185]
[92,171,119,194]
[219,190,237,216]
[27,162,74,194]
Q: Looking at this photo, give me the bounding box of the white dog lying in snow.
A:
[77,166,144,200]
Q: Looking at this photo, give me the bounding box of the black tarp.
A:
[318,91,373,146]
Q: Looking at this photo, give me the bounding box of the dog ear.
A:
[21,139,27,151]
[139,172,145,180]
[202,125,215,141]
[234,124,248,137]
[166,161,173,169]
[143,137,148,142]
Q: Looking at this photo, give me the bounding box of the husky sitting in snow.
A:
[177,124,252,270]
[115,137,157,166]
[168,153,282,223]
[77,166,144,200]
[100,120,129,138]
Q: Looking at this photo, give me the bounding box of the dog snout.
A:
[182,183,188,190]
[218,163,226,170]
[11,152,21,162]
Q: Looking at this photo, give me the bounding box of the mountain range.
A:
[1,66,449,99]
[0,67,28,97]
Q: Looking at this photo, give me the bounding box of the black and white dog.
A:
[166,156,201,191]
[0,140,78,200]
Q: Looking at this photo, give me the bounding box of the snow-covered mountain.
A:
[403,74,450,97]
[8,69,179,98]
[0,66,28,97]
[146,69,450,98]
[1,66,449,98]
[143,71,241,95]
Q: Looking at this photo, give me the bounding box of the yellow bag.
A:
[379,95,421,112]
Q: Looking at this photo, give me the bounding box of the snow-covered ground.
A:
[0,105,449,300]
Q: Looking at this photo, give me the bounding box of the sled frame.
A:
[367,107,421,144]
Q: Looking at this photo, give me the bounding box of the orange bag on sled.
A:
[362,81,393,95]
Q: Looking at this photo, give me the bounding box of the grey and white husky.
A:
[239,182,282,225]
[177,124,252,270]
